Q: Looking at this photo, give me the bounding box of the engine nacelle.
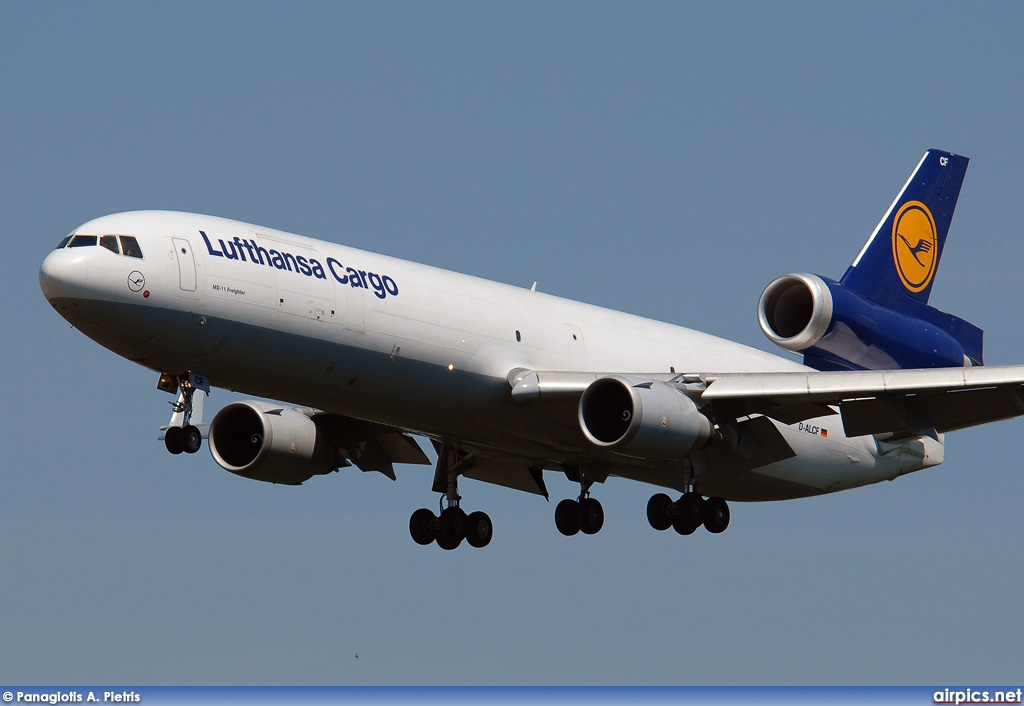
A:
[578,376,712,459]
[757,273,834,353]
[208,401,336,485]
[758,272,979,370]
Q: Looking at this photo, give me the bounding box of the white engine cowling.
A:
[208,401,336,485]
[578,376,712,459]
[757,272,834,352]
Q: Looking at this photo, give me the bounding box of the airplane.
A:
[38,149,1024,550]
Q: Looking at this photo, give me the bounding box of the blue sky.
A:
[3,1,1023,685]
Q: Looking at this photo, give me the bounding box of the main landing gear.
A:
[555,465,605,537]
[409,443,493,550]
[554,495,605,536]
[409,503,493,550]
[159,372,209,456]
[646,492,730,535]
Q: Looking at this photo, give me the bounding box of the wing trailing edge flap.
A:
[509,365,1024,439]
[310,412,430,480]
[714,415,797,470]
[429,441,549,498]
[464,460,549,498]
[702,364,1024,437]
[839,387,1024,437]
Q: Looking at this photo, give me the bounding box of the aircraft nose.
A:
[39,250,64,301]
[39,249,84,303]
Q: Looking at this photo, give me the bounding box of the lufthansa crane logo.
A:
[892,200,937,292]
[127,271,146,293]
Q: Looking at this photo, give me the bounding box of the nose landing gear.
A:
[159,372,209,455]
[164,424,202,455]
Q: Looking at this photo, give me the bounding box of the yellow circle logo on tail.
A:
[892,200,938,292]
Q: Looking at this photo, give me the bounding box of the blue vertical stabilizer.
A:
[759,149,984,370]
[841,149,968,309]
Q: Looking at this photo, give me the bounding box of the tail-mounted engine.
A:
[758,273,982,371]
[578,376,712,459]
[208,401,336,485]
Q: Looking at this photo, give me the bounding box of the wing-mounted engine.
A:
[208,401,431,485]
[758,273,982,371]
[578,376,712,459]
[208,401,337,485]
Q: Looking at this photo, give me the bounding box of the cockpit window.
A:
[100,235,119,254]
[119,236,143,259]
[68,235,97,248]
[58,233,144,258]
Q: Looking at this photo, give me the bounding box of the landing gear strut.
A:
[160,372,209,455]
[646,456,730,535]
[409,443,493,550]
[555,465,604,537]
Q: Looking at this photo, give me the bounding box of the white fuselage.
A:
[39,211,942,501]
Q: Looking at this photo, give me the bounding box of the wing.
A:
[311,411,431,479]
[509,365,1024,439]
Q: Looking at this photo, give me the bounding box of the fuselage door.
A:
[565,324,587,370]
[172,237,197,292]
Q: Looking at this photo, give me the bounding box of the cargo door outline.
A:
[333,279,365,333]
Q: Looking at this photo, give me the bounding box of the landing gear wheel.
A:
[703,497,730,534]
[437,507,466,550]
[465,511,493,548]
[672,515,699,535]
[680,492,704,524]
[554,499,580,536]
[164,426,184,455]
[646,493,673,531]
[577,497,604,535]
[182,425,202,454]
[436,532,460,551]
[673,492,704,535]
[409,508,438,546]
